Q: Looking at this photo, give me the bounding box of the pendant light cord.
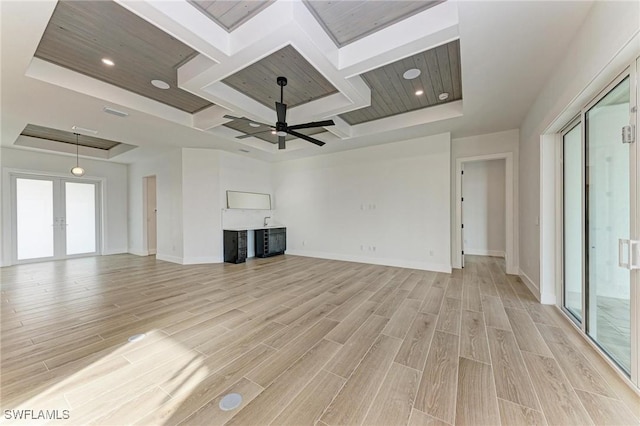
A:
[75,133,79,167]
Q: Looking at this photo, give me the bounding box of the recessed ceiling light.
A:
[101,58,115,66]
[438,92,450,101]
[403,68,421,80]
[271,130,277,135]
[249,122,260,128]
[415,90,424,96]
[151,79,170,90]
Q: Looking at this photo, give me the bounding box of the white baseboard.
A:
[128,249,149,257]
[155,254,222,265]
[102,248,128,255]
[286,249,451,273]
[148,249,157,255]
[155,253,183,264]
[182,256,221,265]
[519,269,541,302]
[465,248,505,258]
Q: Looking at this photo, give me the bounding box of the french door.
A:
[11,174,101,264]
[562,60,639,386]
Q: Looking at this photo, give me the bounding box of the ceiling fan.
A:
[224,76,334,150]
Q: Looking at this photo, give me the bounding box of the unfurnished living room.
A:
[1,0,639,425]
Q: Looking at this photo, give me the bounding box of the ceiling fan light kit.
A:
[225,76,335,150]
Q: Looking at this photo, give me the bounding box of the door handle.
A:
[618,239,640,270]
[632,240,640,270]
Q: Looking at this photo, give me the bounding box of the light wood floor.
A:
[1,254,638,425]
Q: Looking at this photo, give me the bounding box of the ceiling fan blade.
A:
[235,130,272,139]
[278,136,286,150]
[223,115,272,127]
[287,129,325,147]
[276,102,287,123]
[287,120,335,130]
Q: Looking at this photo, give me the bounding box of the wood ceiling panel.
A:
[223,45,338,109]
[189,0,275,32]
[21,124,123,150]
[35,1,212,114]
[303,0,445,47]
[339,40,461,125]
[223,119,325,145]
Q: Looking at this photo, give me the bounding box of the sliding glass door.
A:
[563,122,583,322]
[12,175,100,263]
[585,75,632,373]
[562,62,638,384]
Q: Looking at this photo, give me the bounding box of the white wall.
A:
[1,147,128,265]
[462,159,506,257]
[182,149,221,264]
[128,149,183,262]
[273,133,452,272]
[450,129,519,268]
[128,148,274,264]
[519,0,639,295]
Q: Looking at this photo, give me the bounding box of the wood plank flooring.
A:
[1,254,638,425]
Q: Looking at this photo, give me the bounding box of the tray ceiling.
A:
[188,0,276,32]
[34,0,213,114]
[222,45,338,110]
[303,0,445,47]
[340,40,462,125]
[21,124,124,150]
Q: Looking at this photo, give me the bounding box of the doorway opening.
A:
[454,152,515,274]
[462,159,506,261]
[143,176,157,256]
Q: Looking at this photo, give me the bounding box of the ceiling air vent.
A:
[103,106,129,118]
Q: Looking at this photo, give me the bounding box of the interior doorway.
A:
[144,176,157,255]
[454,152,515,274]
[462,159,506,260]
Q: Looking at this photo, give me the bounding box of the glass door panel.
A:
[65,182,97,255]
[12,175,100,263]
[586,76,631,373]
[15,178,54,260]
[563,124,583,321]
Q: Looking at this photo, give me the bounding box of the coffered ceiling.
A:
[188,0,275,32]
[35,0,212,113]
[1,0,596,161]
[222,45,338,109]
[303,0,444,47]
[340,40,461,125]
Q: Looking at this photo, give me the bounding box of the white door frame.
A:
[8,170,103,265]
[454,152,516,275]
[552,60,639,390]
